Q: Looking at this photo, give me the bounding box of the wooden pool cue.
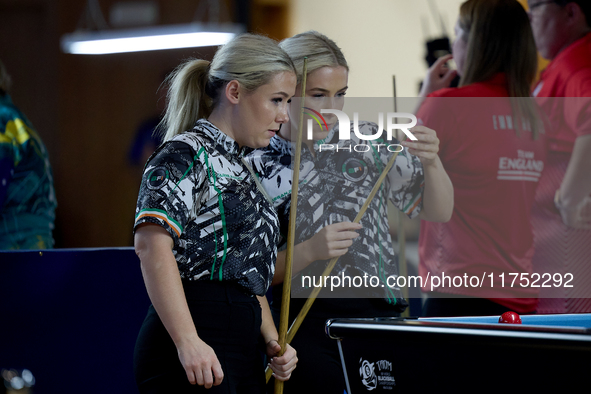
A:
[269,57,309,391]
[392,76,410,318]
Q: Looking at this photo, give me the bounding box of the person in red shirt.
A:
[416,0,547,316]
[528,0,591,313]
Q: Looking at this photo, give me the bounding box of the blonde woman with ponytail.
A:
[133,34,298,393]
[246,31,452,394]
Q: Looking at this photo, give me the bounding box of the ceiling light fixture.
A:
[61,0,245,55]
[61,23,242,55]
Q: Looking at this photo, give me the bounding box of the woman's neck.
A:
[208,106,239,147]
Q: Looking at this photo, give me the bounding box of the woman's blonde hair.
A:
[161,34,296,141]
[279,30,348,81]
[458,0,541,138]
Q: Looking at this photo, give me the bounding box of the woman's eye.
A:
[338,91,347,97]
[287,99,292,104]
[272,98,283,104]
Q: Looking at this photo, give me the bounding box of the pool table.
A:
[325,314,591,393]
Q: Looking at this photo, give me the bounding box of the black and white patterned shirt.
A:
[246,121,424,303]
[134,119,279,296]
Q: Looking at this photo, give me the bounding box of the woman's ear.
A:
[566,2,587,27]
[225,80,241,104]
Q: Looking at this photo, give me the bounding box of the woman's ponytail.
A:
[161,59,212,142]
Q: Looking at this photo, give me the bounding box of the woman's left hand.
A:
[266,340,298,381]
[400,125,440,167]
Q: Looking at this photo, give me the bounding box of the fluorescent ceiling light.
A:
[61,23,244,55]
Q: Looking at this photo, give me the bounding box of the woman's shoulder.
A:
[166,119,230,154]
[168,131,207,151]
[427,85,499,98]
[427,87,463,98]
[428,75,508,98]
[162,131,225,163]
[144,134,206,176]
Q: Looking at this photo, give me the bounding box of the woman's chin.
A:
[313,130,330,142]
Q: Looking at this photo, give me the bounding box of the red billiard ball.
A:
[499,311,522,324]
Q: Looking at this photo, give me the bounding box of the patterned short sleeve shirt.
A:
[246,121,424,303]
[134,119,279,296]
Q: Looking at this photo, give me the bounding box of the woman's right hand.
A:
[135,224,224,388]
[304,221,362,262]
[556,192,591,230]
[419,54,458,97]
[272,221,363,285]
[177,337,224,388]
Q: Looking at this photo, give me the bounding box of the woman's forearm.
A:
[559,134,591,207]
[272,243,313,286]
[258,295,278,343]
[419,155,454,222]
[135,224,199,346]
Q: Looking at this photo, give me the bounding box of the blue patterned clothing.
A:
[0,94,56,249]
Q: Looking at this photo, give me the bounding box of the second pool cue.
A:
[270,57,309,392]
[393,75,409,318]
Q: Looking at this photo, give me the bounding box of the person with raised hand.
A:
[247,30,452,393]
[417,0,547,317]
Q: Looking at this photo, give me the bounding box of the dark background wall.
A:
[0,0,289,248]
